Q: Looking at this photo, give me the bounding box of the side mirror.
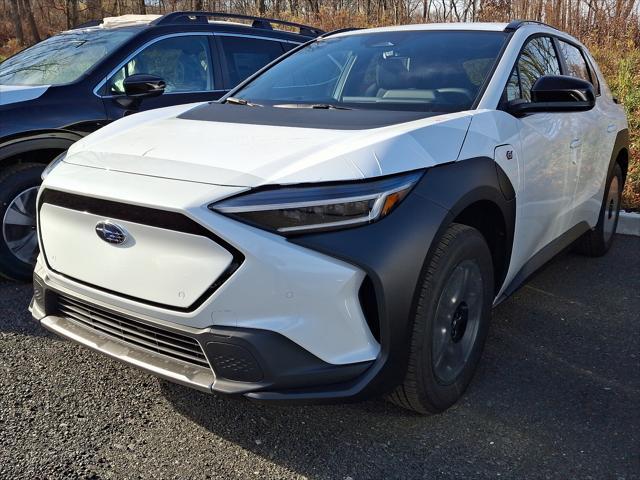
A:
[123,74,166,99]
[507,75,595,116]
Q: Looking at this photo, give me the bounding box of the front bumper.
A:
[31,272,372,399]
[33,160,474,402]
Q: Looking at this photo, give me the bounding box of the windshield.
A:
[0,28,138,86]
[234,30,507,112]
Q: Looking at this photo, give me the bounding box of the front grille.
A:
[38,189,244,313]
[56,294,210,369]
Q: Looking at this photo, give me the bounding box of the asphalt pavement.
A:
[1,235,638,479]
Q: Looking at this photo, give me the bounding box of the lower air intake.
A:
[55,294,210,369]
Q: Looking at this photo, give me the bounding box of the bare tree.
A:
[8,0,25,46]
[1,0,639,49]
[20,0,41,41]
[86,0,102,19]
[65,0,79,28]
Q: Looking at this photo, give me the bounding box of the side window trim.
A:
[514,64,524,99]
[208,35,226,92]
[214,35,232,90]
[550,36,566,74]
[93,32,226,98]
[213,32,300,45]
[584,53,601,96]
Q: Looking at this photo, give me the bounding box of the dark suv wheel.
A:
[388,224,494,414]
[0,163,44,281]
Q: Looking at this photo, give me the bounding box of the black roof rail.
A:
[151,11,325,37]
[73,19,103,29]
[320,27,362,38]
[504,19,558,32]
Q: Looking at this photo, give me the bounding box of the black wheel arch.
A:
[0,130,83,169]
[287,156,516,400]
[608,128,630,187]
[418,157,516,296]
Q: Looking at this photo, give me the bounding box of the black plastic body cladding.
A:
[34,283,371,396]
[609,128,630,182]
[203,327,372,394]
[274,157,516,402]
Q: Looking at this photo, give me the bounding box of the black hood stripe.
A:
[178,103,438,130]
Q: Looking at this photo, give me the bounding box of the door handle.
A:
[570,139,582,150]
[607,123,617,133]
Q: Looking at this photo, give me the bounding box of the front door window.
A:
[505,36,561,102]
[108,36,213,95]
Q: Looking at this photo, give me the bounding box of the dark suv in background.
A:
[0,11,322,281]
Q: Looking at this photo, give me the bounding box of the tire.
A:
[575,163,623,257]
[0,163,45,281]
[388,223,494,414]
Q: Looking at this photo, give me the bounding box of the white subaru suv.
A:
[31,20,629,414]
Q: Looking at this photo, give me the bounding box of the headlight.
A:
[41,151,67,180]
[210,170,423,234]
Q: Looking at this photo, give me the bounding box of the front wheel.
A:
[0,163,45,281]
[388,224,494,414]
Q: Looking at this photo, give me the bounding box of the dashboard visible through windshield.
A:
[234,30,508,113]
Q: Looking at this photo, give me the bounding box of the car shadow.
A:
[160,236,640,478]
[0,278,53,338]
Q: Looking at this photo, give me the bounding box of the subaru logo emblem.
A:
[95,221,128,245]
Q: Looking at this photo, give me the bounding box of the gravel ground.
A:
[1,235,639,480]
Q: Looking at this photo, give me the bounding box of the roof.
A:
[332,22,510,38]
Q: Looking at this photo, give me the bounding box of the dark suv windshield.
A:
[0,28,137,86]
[234,30,507,112]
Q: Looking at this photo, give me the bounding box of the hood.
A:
[0,84,50,106]
[66,102,473,187]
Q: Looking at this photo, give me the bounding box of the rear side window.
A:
[219,36,284,87]
[505,36,561,102]
[558,40,599,92]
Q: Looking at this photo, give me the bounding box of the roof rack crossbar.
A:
[504,19,558,32]
[151,11,324,37]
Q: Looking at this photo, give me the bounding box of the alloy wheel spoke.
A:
[3,187,40,264]
[4,204,36,227]
[6,231,37,255]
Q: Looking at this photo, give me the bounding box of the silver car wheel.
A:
[2,186,39,265]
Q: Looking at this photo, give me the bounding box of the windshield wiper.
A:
[273,103,352,110]
[225,96,262,107]
[310,104,352,110]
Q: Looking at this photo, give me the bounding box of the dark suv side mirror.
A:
[507,75,595,116]
[123,74,166,99]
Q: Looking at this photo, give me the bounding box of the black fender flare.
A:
[0,130,84,165]
[289,157,515,400]
[606,128,630,187]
